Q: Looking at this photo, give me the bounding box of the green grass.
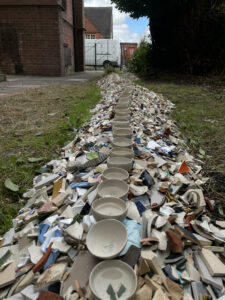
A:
[0,80,101,235]
[136,78,225,209]
[104,66,124,75]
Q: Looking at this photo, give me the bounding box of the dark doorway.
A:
[0,24,22,74]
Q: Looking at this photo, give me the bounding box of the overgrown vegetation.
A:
[128,39,152,76]
[104,66,123,75]
[136,77,225,211]
[104,66,116,75]
[0,80,101,234]
[112,0,225,75]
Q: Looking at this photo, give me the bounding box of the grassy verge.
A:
[136,77,225,214]
[0,79,102,235]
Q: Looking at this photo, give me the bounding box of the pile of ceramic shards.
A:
[0,73,225,300]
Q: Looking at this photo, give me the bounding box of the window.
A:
[85,34,96,39]
[129,48,135,55]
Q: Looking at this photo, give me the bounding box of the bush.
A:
[128,39,152,76]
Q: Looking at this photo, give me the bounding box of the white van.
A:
[85,39,121,68]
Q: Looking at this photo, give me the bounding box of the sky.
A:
[84,0,150,43]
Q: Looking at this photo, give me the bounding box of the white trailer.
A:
[85,39,121,68]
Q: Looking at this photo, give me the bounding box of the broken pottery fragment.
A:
[193,251,223,290]
[65,222,83,241]
[0,262,16,288]
[200,248,225,276]
[35,262,67,290]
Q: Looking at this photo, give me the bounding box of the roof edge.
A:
[0,0,61,6]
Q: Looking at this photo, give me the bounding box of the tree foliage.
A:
[128,39,152,75]
[112,0,225,74]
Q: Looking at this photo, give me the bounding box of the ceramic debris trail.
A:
[0,73,225,300]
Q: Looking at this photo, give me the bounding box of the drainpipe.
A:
[72,0,76,72]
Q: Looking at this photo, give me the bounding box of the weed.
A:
[104,66,116,75]
[104,66,123,75]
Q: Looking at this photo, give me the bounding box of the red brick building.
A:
[121,43,138,66]
[84,7,113,39]
[0,0,85,76]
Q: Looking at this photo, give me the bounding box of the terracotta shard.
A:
[37,290,63,300]
[178,161,190,174]
[166,230,183,253]
[32,242,53,273]
[174,225,201,246]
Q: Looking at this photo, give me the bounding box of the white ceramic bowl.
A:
[113,125,132,132]
[86,219,127,259]
[120,96,130,102]
[116,102,129,109]
[113,128,133,139]
[91,197,128,221]
[114,115,130,122]
[97,179,129,200]
[102,167,129,181]
[107,157,133,172]
[115,108,130,115]
[111,120,130,128]
[113,126,131,132]
[89,260,137,300]
[112,137,133,148]
[110,147,134,159]
[115,112,131,118]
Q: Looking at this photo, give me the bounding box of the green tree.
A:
[112,0,225,74]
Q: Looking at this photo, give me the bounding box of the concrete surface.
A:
[0,71,104,98]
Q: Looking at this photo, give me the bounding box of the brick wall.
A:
[84,16,104,39]
[0,0,84,76]
[0,5,62,75]
[121,43,138,66]
[60,0,75,73]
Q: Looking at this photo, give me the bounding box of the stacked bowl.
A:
[87,86,137,299]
